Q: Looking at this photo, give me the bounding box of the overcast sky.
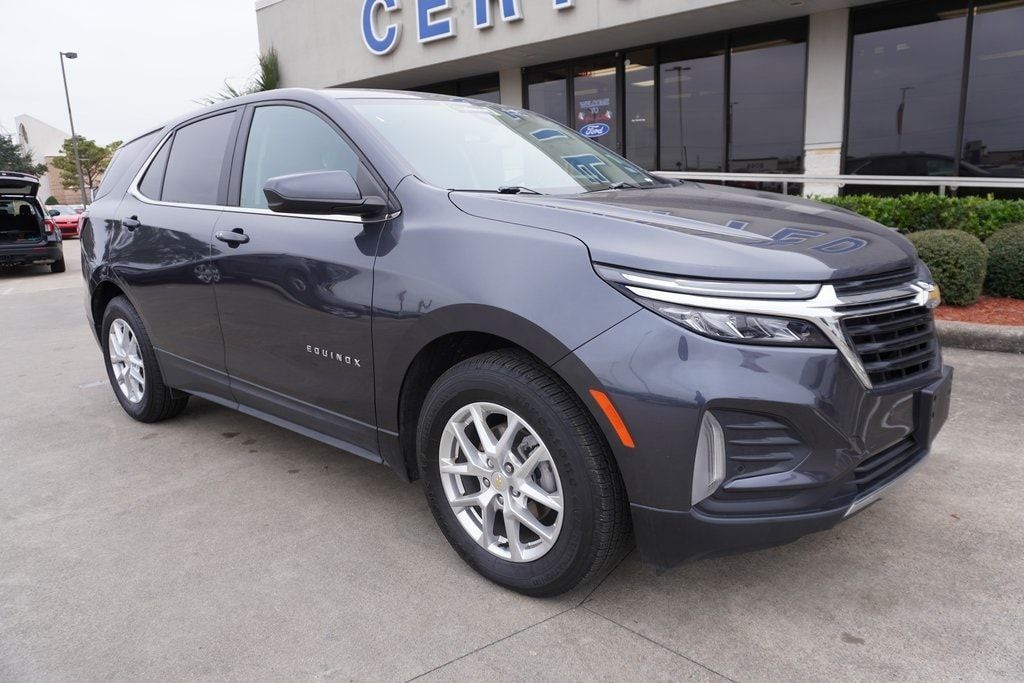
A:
[1,0,260,145]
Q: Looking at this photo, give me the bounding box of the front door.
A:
[211,103,383,458]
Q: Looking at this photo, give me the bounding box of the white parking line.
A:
[77,380,107,389]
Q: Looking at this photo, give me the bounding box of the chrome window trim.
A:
[126,128,400,225]
[624,280,937,390]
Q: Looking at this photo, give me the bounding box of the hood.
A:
[449,182,917,282]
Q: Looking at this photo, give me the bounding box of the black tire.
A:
[101,295,189,423]
[418,350,630,597]
[50,258,66,273]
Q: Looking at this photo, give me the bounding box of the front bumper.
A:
[554,309,953,569]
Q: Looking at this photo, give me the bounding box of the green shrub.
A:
[44,195,58,205]
[907,230,988,306]
[984,224,1024,299]
[819,194,1024,241]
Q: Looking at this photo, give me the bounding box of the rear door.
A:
[210,102,384,457]
[112,109,241,401]
[0,173,47,246]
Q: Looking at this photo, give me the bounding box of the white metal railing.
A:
[654,171,1024,196]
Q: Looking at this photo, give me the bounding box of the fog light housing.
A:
[691,412,726,505]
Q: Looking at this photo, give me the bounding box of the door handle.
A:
[215,228,250,247]
[122,216,140,231]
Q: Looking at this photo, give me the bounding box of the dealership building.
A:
[255,0,1024,194]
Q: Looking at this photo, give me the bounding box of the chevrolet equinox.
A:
[82,89,953,596]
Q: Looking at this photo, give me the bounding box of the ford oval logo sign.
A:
[579,122,610,138]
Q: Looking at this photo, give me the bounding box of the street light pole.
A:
[59,51,89,206]
[668,65,691,171]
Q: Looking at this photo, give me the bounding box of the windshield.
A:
[50,205,77,215]
[343,98,663,194]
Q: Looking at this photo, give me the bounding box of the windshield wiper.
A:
[497,185,543,195]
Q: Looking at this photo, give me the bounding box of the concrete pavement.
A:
[2,245,1022,681]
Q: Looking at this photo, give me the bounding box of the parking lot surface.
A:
[2,246,1022,681]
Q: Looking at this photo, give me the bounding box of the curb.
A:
[935,319,1024,354]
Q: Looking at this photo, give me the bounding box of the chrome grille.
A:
[842,305,937,386]
[833,266,917,297]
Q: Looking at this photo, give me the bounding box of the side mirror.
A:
[49,209,60,217]
[263,170,388,218]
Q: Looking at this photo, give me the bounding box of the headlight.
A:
[596,264,830,347]
[644,300,830,346]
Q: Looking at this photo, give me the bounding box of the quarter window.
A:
[161,113,236,205]
[240,106,361,209]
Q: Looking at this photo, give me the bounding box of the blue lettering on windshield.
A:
[531,128,568,141]
[563,154,611,184]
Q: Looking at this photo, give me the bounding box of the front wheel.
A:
[418,350,630,596]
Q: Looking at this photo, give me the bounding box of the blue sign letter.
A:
[417,0,457,43]
[362,0,402,56]
[474,0,523,28]
[553,0,574,8]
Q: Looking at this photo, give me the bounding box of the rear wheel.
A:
[50,257,65,273]
[101,296,188,422]
[418,350,630,596]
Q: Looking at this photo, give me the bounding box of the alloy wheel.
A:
[439,402,564,562]
[108,318,146,404]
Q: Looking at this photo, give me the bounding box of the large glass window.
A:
[573,57,619,153]
[847,1,969,175]
[414,73,501,103]
[240,106,360,209]
[161,113,236,205]
[526,67,568,125]
[963,0,1024,177]
[624,49,656,170]
[729,25,807,174]
[523,21,806,174]
[659,36,726,172]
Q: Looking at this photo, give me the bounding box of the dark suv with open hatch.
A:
[81,89,952,596]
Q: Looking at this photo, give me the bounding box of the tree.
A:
[45,196,59,205]
[0,134,47,175]
[199,47,280,104]
[50,136,122,192]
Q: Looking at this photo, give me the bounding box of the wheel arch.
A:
[382,304,592,482]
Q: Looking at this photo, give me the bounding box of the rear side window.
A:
[94,130,158,200]
[161,112,236,205]
[138,138,172,200]
[239,105,362,209]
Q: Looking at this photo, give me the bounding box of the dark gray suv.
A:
[81,89,952,596]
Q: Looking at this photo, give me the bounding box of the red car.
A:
[47,204,85,238]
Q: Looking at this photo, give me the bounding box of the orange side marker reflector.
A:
[589,389,635,449]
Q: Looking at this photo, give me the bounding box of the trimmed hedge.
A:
[819,194,1024,241]
[984,224,1024,299]
[907,230,988,306]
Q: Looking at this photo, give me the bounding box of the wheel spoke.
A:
[495,415,521,458]
[479,495,499,548]
[517,444,550,478]
[449,491,485,510]
[518,479,563,513]
[450,424,489,471]
[502,505,524,561]
[439,458,489,479]
[468,404,497,453]
[509,500,555,544]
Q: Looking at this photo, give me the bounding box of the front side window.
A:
[161,112,236,205]
[345,99,662,194]
[240,106,361,209]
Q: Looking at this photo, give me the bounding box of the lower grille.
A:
[852,438,921,495]
[843,305,937,387]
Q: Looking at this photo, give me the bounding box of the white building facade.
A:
[256,0,1024,196]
